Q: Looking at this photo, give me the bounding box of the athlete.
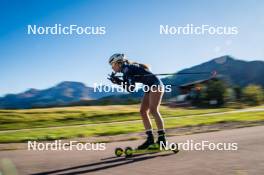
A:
[108,53,167,149]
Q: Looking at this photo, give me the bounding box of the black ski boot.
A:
[156,130,167,149]
[137,130,155,150]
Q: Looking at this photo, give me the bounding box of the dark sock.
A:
[157,130,165,136]
[146,130,154,140]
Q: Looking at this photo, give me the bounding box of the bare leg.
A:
[137,93,155,149]
[139,92,152,130]
[149,89,164,130]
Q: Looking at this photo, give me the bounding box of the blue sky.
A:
[0,0,264,96]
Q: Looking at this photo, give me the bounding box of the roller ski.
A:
[114,130,179,158]
[114,143,179,158]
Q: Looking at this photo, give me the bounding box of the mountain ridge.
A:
[0,55,263,109]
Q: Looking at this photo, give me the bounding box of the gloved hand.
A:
[107,72,123,85]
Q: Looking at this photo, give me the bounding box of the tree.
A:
[205,79,227,106]
[242,85,263,106]
[190,79,227,107]
[233,86,242,101]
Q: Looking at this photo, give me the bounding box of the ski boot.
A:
[137,130,155,150]
[156,130,167,149]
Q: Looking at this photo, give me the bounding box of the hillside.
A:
[0,55,263,109]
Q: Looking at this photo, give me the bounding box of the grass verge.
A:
[0,110,264,143]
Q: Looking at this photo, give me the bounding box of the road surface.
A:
[0,125,264,175]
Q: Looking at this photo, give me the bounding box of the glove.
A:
[107,72,123,85]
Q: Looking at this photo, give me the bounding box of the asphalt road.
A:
[0,125,264,175]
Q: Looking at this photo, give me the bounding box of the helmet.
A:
[108,53,126,65]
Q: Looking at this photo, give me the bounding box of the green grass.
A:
[0,108,264,143]
[0,105,233,131]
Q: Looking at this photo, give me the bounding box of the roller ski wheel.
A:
[124,147,133,157]
[172,143,179,154]
[115,147,124,157]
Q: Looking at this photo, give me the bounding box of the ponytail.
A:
[124,60,150,70]
[138,63,150,70]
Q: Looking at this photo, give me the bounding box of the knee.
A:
[149,107,159,115]
[140,108,149,117]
